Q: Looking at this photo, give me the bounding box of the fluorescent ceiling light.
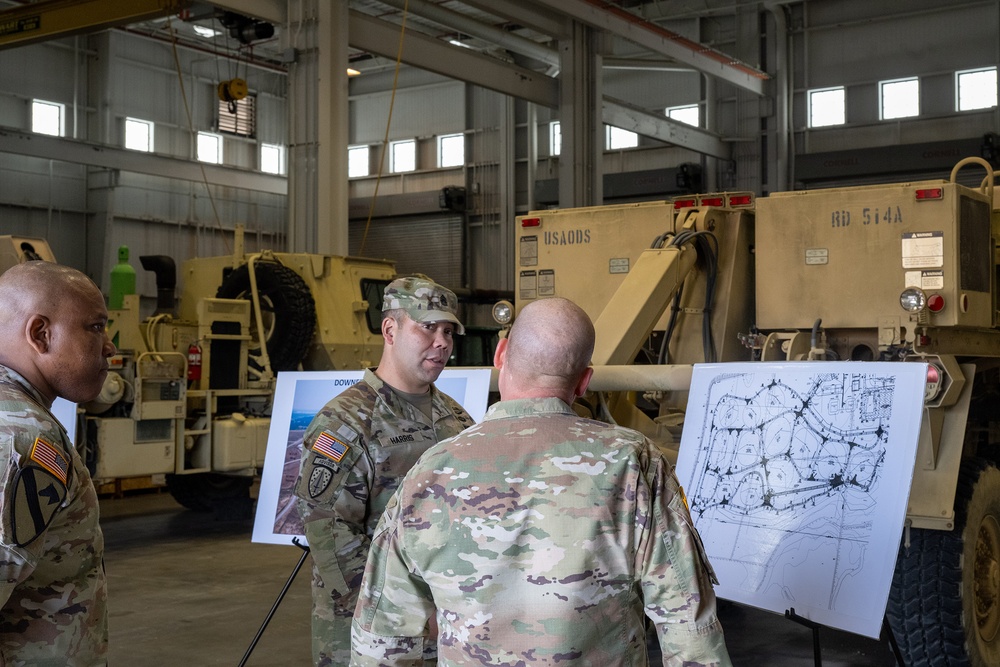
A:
[193,25,220,38]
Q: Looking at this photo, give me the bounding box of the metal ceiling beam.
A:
[603,96,730,160]
[454,0,570,39]
[349,67,452,97]
[0,126,287,194]
[377,0,560,68]
[348,9,559,108]
[0,0,190,50]
[202,0,286,24]
[604,57,694,72]
[532,0,768,95]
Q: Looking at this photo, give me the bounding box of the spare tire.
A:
[216,261,316,372]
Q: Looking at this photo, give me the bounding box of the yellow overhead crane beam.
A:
[0,0,191,50]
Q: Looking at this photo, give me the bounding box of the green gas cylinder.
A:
[109,245,136,310]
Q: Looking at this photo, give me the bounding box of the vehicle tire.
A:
[887,458,1000,667]
[216,262,316,372]
[166,473,253,519]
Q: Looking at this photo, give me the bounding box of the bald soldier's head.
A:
[0,262,115,406]
[494,297,595,404]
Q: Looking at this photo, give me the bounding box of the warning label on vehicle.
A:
[519,270,537,300]
[901,231,943,269]
[538,269,555,296]
[520,235,538,267]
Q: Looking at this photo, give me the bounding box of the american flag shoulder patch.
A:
[30,437,69,485]
[313,430,349,463]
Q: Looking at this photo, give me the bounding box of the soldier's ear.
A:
[381,315,396,344]
[573,367,593,399]
[25,314,50,354]
[493,337,508,369]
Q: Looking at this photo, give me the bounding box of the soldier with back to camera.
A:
[0,261,116,665]
[351,296,732,667]
[294,276,474,666]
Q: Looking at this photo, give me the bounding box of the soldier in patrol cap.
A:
[0,261,115,664]
[351,297,732,667]
[294,275,474,666]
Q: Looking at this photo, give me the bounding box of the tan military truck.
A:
[0,230,398,516]
[507,157,999,667]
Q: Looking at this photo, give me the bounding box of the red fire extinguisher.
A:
[187,342,202,382]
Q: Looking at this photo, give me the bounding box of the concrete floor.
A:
[100,491,899,666]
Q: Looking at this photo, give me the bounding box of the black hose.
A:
[811,318,823,351]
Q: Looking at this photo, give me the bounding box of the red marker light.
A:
[700,196,725,207]
[521,217,541,227]
[927,294,945,312]
[729,194,753,206]
[673,199,697,209]
[915,188,943,201]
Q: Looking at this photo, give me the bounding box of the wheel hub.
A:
[974,514,1000,642]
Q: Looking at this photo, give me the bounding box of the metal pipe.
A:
[473,364,694,393]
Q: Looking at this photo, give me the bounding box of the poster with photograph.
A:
[252,368,491,546]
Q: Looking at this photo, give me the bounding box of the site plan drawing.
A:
[675,362,926,637]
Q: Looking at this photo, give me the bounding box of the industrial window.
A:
[124,117,154,152]
[349,145,370,177]
[197,131,223,164]
[667,104,700,127]
[808,87,846,128]
[880,78,919,120]
[218,95,255,137]
[438,133,465,168]
[606,125,639,150]
[390,139,416,173]
[260,143,284,174]
[957,67,998,111]
[31,99,64,137]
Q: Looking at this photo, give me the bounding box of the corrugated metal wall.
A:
[348,215,463,290]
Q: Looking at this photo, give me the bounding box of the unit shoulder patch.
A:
[11,464,67,547]
[307,465,334,498]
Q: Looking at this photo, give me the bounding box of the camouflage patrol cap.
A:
[383,276,465,335]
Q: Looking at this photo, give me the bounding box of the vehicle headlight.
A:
[492,300,513,326]
[899,287,927,313]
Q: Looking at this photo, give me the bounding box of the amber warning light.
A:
[915,188,943,201]
[521,217,541,227]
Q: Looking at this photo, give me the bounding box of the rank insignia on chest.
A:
[29,436,69,484]
[313,430,349,462]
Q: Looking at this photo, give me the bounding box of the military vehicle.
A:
[506,156,999,667]
[1,229,398,514]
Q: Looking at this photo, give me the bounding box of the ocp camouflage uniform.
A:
[0,364,108,665]
[351,397,732,667]
[295,368,474,666]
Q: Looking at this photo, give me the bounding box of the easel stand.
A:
[783,608,906,667]
[784,608,822,667]
[238,538,311,667]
